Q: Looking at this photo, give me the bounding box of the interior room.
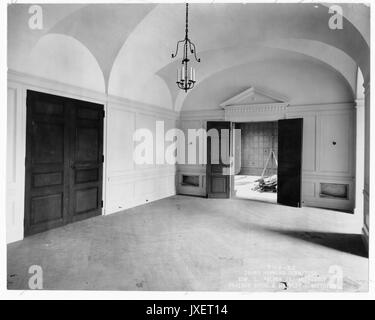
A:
[6,3,370,291]
[234,121,278,203]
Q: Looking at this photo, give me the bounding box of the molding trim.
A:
[108,166,176,183]
[223,103,289,114]
[362,224,369,253]
[108,94,178,120]
[287,102,355,113]
[219,86,289,120]
[363,80,370,95]
[8,69,107,103]
[302,172,355,180]
[355,99,365,108]
[177,164,206,174]
[180,109,225,120]
[219,86,289,107]
[363,185,369,198]
[8,69,179,119]
[180,102,356,122]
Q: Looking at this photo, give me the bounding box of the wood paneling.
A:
[25,90,104,236]
[277,118,303,207]
[301,115,316,172]
[107,107,135,174]
[237,122,278,176]
[206,121,231,198]
[105,102,177,214]
[319,113,352,174]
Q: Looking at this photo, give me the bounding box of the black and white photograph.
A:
[0,0,374,302]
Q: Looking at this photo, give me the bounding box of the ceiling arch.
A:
[7,3,369,111]
[158,41,357,111]
[49,4,156,91]
[22,33,106,92]
[321,3,370,47]
[7,4,87,73]
[109,3,368,109]
[179,54,354,111]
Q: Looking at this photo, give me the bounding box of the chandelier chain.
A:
[171,3,201,92]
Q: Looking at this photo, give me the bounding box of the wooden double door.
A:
[206,119,303,208]
[25,90,104,236]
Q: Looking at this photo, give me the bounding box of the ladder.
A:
[261,149,278,179]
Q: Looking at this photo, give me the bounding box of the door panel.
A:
[69,100,104,222]
[277,118,303,207]
[31,193,63,224]
[25,91,69,235]
[32,172,63,188]
[25,90,104,236]
[76,127,99,162]
[32,122,64,164]
[206,121,231,198]
[75,168,99,184]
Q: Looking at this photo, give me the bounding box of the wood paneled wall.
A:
[237,122,278,176]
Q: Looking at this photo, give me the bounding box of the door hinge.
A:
[101,200,104,208]
[102,155,104,163]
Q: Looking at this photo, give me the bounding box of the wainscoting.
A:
[178,102,356,212]
[105,98,177,214]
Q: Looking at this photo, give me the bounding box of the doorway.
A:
[234,121,278,204]
[24,90,104,236]
[206,119,303,208]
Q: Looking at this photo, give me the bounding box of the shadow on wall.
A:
[263,228,368,258]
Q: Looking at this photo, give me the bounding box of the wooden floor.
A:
[7,195,368,291]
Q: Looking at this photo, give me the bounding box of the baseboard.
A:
[105,190,176,215]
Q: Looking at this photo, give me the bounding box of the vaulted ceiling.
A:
[8,3,370,111]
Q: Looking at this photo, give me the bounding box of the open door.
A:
[277,118,303,207]
[206,121,231,198]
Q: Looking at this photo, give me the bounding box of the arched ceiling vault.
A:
[49,4,156,91]
[158,41,357,111]
[179,53,355,112]
[8,3,369,111]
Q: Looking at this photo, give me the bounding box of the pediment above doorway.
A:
[220,87,289,121]
[219,86,289,111]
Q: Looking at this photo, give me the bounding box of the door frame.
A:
[224,108,303,205]
[24,90,106,236]
[9,80,108,240]
[230,120,280,200]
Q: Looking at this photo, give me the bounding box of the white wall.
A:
[178,103,356,212]
[6,82,26,243]
[180,57,354,112]
[289,105,355,212]
[105,98,177,213]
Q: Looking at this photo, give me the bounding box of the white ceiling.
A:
[8,3,369,111]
